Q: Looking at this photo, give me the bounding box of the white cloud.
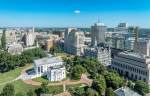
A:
[74,10,80,14]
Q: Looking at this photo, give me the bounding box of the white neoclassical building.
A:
[47,65,65,81]
[111,52,150,84]
[33,56,66,81]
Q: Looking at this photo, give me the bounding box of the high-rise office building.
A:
[0,29,3,45]
[64,28,85,56]
[91,21,107,46]
[134,39,150,56]
[114,23,128,32]
[118,23,128,28]
[23,28,35,47]
[4,29,16,44]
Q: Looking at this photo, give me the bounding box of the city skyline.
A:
[0,0,150,27]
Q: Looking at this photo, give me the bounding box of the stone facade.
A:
[84,47,111,66]
[64,28,85,56]
[111,52,150,84]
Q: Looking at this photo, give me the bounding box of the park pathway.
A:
[23,74,92,87]
[0,64,93,87]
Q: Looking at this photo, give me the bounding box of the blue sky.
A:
[0,0,150,27]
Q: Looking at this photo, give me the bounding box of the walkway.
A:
[0,64,92,87]
[19,63,93,87]
[23,74,93,87]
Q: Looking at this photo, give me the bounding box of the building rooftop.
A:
[114,87,141,96]
[34,56,63,66]
[49,65,65,70]
[118,52,150,64]
[119,52,150,59]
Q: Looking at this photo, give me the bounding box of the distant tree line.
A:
[0,48,47,73]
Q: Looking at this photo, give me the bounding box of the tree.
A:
[105,87,115,96]
[0,48,47,73]
[127,80,134,89]
[92,75,106,95]
[69,87,85,96]
[26,90,35,96]
[35,82,49,95]
[71,65,86,80]
[15,92,26,96]
[40,82,49,94]
[49,45,63,55]
[0,83,15,96]
[80,57,107,79]
[105,71,124,89]
[86,88,99,96]
[134,80,149,96]
[1,30,6,49]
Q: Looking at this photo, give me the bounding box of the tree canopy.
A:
[105,71,124,89]
[0,83,15,96]
[92,75,106,95]
[105,87,115,96]
[0,48,47,72]
[134,80,149,96]
[71,64,86,80]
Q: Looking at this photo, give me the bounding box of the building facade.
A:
[4,29,16,44]
[64,28,85,56]
[84,46,111,66]
[47,65,66,81]
[33,56,66,81]
[0,29,3,45]
[91,21,107,46]
[111,52,150,84]
[6,43,23,55]
[134,39,150,56]
[23,28,35,47]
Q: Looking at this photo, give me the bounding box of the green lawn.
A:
[0,80,63,95]
[33,76,49,83]
[0,80,38,94]
[0,64,31,84]
[0,79,81,95]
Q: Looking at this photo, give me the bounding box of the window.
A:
[146,72,148,76]
[131,74,134,79]
[144,78,146,82]
[135,75,137,80]
[41,66,43,73]
[38,67,40,73]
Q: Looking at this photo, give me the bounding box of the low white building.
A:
[111,52,150,84]
[33,56,66,81]
[47,65,65,81]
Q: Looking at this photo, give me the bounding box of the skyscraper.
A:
[4,29,17,44]
[64,28,85,56]
[91,20,107,46]
[23,27,35,47]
